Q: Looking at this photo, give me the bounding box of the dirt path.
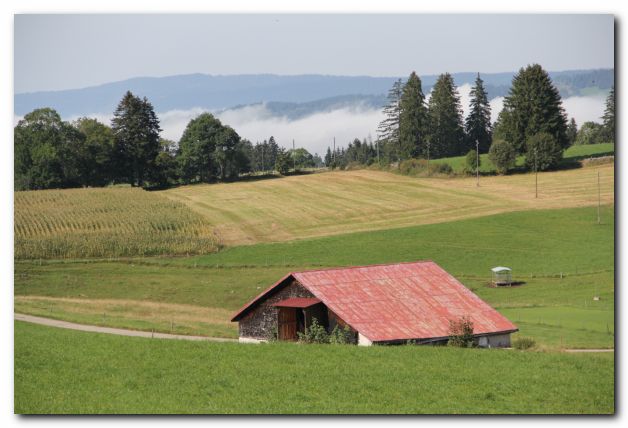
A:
[14,313,238,343]
[563,348,614,353]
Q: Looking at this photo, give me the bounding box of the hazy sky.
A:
[14,14,614,93]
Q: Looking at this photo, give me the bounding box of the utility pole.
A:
[597,171,601,224]
[534,148,538,199]
[293,139,296,172]
[476,139,480,187]
[333,137,336,165]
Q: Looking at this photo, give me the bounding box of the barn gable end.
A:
[238,278,315,341]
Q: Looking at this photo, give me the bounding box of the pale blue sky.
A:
[15,14,614,93]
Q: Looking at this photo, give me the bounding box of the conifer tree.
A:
[377,79,403,162]
[427,73,465,158]
[496,64,568,153]
[566,118,578,146]
[111,91,161,186]
[602,86,615,143]
[399,72,429,159]
[464,73,492,153]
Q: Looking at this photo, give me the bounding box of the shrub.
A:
[464,149,481,174]
[575,121,604,145]
[447,316,475,348]
[525,132,563,171]
[297,318,329,344]
[399,158,428,176]
[329,324,354,344]
[512,336,536,350]
[488,139,516,174]
[431,162,453,175]
[398,158,454,177]
[266,326,278,342]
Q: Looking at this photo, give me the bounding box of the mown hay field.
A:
[161,162,614,246]
[14,187,220,259]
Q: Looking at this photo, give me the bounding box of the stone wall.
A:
[238,279,315,340]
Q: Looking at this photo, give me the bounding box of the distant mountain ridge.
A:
[14,69,614,118]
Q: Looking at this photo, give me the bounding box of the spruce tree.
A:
[111,91,161,187]
[377,79,403,162]
[324,147,333,167]
[566,118,578,146]
[497,64,568,153]
[464,73,492,154]
[602,86,615,143]
[427,73,465,158]
[399,72,429,159]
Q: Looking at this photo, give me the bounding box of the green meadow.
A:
[431,142,614,173]
[15,205,614,348]
[14,321,614,414]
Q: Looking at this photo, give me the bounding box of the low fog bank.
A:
[14,93,608,156]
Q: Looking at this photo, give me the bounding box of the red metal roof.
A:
[231,261,517,342]
[272,297,322,308]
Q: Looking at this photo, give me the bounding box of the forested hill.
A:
[15,69,613,117]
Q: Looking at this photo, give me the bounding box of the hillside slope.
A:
[161,163,614,246]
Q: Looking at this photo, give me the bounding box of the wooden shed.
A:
[231,261,518,347]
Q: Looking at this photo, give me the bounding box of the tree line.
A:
[15,64,615,190]
[327,64,614,174]
[15,91,324,190]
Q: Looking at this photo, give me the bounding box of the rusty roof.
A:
[272,297,322,308]
[231,261,517,342]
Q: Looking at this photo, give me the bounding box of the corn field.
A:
[14,187,221,259]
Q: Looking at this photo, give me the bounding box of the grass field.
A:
[14,321,614,414]
[14,187,221,259]
[431,142,614,174]
[15,205,614,348]
[161,161,613,246]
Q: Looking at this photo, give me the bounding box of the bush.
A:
[464,149,481,174]
[399,158,428,176]
[297,318,329,344]
[575,122,604,145]
[525,132,563,171]
[448,316,475,348]
[431,162,453,175]
[398,159,453,177]
[329,324,354,344]
[512,336,536,350]
[488,139,516,174]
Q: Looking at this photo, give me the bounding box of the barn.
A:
[231,261,518,347]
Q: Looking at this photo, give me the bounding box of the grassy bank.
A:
[14,321,614,414]
[431,142,614,174]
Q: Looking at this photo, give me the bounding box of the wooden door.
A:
[278,308,297,341]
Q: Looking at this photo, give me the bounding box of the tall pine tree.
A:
[111,91,161,186]
[496,64,568,153]
[464,73,492,154]
[566,118,578,146]
[427,73,465,158]
[602,85,615,144]
[399,72,429,159]
[377,79,403,162]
